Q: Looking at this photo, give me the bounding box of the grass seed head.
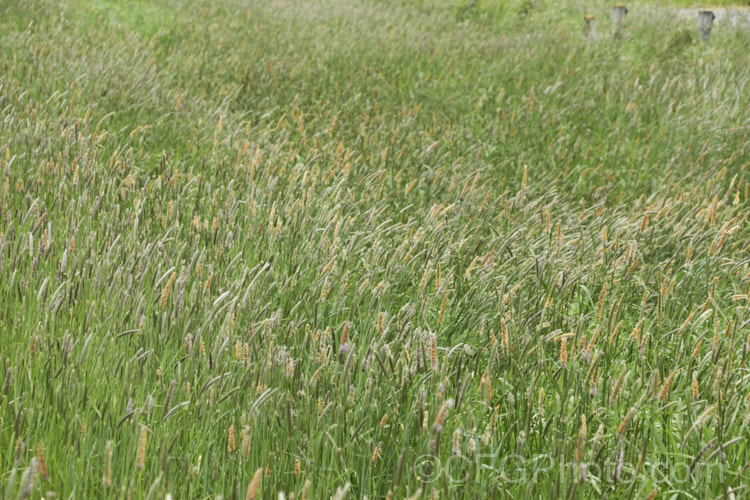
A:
[227,425,236,454]
[136,425,147,470]
[36,445,48,481]
[246,468,263,500]
[617,407,636,438]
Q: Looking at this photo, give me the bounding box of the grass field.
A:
[1,0,749,498]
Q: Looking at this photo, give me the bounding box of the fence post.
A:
[612,4,628,37]
[697,10,715,42]
[583,14,597,40]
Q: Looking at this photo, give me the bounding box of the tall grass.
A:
[1,0,749,497]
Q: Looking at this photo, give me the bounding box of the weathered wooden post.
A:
[697,10,715,42]
[612,4,628,36]
[583,14,597,41]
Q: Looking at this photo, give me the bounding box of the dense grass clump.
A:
[1,0,749,497]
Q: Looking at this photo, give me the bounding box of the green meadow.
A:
[1,0,749,497]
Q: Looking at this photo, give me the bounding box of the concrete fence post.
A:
[583,14,597,40]
[612,4,628,36]
[698,10,716,42]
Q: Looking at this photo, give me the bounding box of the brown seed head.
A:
[227,425,236,454]
[136,425,147,470]
[246,468,263,500]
